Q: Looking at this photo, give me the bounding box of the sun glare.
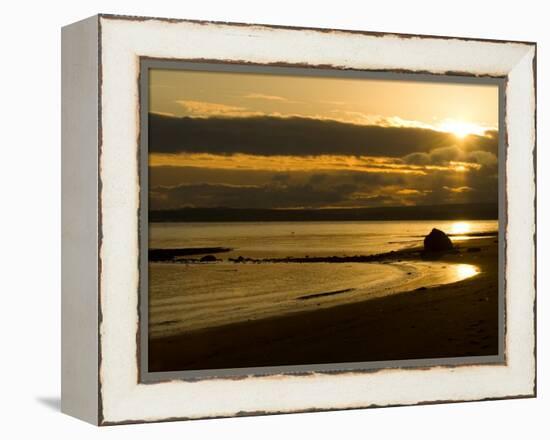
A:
[438,120,485,139]
[451,221,471,235]
[455,264,479,280]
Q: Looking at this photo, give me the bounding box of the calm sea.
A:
[149,220,497,338]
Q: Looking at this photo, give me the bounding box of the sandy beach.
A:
[148,235,499,372]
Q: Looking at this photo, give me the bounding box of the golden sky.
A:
[148,68,499,210]
[150,69,498,133]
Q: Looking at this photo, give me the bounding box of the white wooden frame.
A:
[61,14,536,425]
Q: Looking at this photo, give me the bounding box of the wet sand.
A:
[148,236,499,372]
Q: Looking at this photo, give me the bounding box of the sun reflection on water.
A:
[451,221,471,235]
[455,263,479,280]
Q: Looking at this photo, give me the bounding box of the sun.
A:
[438,120,484,139]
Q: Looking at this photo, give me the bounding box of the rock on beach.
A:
[424,228,453,252]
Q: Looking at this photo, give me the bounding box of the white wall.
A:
[1,0,547,437]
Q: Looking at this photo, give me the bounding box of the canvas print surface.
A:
[145,66,501,373]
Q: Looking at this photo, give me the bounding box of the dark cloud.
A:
[150,165,290,188]
[271,173,290,183]
[149,164,498,210]
[149,113,497,158]
[150,165,406,189]
[149,114,499,210]
[351,172,406,186]
[308,174,328,185]
[150,182,359,210]
[413,167,498,206]
[403,145,497,168]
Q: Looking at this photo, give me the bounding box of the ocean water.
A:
[149,220,497,338]
[149,220,497,259]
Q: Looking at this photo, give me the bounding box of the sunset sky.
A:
[148,68,499,210]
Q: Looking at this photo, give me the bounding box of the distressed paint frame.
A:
[61,14,536,425]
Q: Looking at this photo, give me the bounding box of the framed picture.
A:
[61,14,536,425]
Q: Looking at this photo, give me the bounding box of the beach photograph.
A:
[146,66,501,373]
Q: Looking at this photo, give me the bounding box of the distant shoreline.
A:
[149,203,498,223]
